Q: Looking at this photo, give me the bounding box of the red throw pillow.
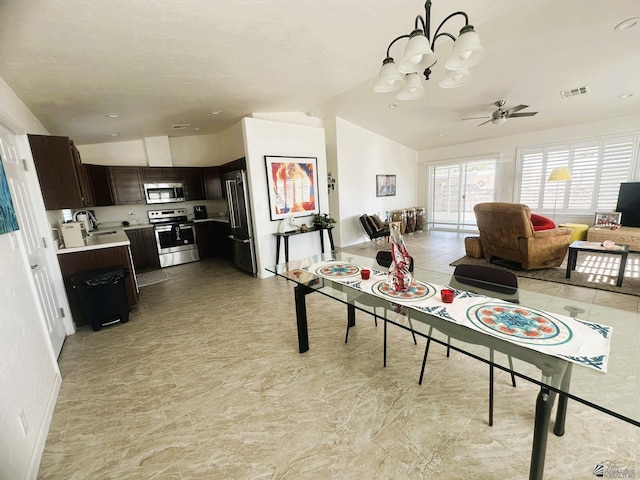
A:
[530,213,556,231]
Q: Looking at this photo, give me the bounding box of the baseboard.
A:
[26,372,61,480]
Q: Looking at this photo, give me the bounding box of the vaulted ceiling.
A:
[0,0,638,150]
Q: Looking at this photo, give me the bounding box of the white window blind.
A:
[516,135,638,214]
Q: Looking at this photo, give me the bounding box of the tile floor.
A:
[38,231,639,479]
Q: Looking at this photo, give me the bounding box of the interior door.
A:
[0,124,66,357]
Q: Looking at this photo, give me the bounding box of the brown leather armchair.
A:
[473,202,573,270]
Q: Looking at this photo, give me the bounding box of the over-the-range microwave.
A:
[143,182,186,204]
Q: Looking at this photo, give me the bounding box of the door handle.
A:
[228,235,250,244]
[31,264,38,269]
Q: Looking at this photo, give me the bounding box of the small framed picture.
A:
[594,212,621,227]
[376,174,396,197]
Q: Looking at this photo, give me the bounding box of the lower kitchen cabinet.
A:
[57,246,138,327]
[196,221,231,260]
[125,227,160,271]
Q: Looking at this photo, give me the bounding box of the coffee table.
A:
[565,240,629,287]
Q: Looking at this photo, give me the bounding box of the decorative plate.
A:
[315,263,361,277]
[372,279,436,301]
[466,303,573,345]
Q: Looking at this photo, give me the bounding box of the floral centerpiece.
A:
[312,213,336,228]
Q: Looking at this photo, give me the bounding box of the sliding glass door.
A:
[429,158,497,231]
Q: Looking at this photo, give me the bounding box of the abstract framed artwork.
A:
[376,174,396,197]
[0,155,19,235]
[265,155,320,221]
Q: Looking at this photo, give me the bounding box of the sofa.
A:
[473,202,574,270]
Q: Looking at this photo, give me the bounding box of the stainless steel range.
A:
[148,208,199,268]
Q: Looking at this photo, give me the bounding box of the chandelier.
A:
[373,0,485,100]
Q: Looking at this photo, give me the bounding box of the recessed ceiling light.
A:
[439,133,447,137]
[389,103,398,109]
[110,133,119,137]
[210,110,222,115]
[106,113,120,118]
[615,17,639,30]
[192,127,201,131]
[618,93,634,99]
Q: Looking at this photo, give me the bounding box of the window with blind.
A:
[515,135,639,214]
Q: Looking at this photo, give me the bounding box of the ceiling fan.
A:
[464,100,538,126]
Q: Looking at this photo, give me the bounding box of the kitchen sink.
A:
[88,230,117,236]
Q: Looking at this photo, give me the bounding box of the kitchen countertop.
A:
[56,228,130,255]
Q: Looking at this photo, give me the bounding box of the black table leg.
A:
[565,249,576,279]
[616,252,628,287]
[319,230,325,253]
[275,236,281,265]
[529,385,556,480]
[284,237,290,263]
[294,285,314,353]
[327,228,335,251]
[554,363,572,436]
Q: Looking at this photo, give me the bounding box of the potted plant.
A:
[312,213,336,228]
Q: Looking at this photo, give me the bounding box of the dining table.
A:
[266,251,639,480]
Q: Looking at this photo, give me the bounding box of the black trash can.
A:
[71,267,130,331]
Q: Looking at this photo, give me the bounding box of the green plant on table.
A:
[312,213,336,227]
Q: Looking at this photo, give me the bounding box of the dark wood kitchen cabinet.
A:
[125,227,160,271]
[28,134,94,210]
[85,164,114,206]
[203,166,222,199]
[196,220,231,260]
[140,167,184,182]
[109,167,144,204]
[195,222,213,259]
[183,167,205,201]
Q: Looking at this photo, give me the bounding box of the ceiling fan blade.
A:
[504,104,528,115]
[477,119,493,126]
[463,116,491,120]
[506,112,538,118]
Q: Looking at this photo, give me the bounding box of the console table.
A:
[273,226,334,264]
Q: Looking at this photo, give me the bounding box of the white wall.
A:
[418,113,640,225]
[0,75,61,480]
[331,117,419,247]
[78,122,246,167]
[242,117,328,277]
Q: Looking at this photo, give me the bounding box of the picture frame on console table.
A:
[265,155,319,221]
[594,211,622,227]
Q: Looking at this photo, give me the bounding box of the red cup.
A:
[441,288,454,303]
[360,269,371,280]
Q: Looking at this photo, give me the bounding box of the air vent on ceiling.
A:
[560,85,589,99]
[170,123,192,130]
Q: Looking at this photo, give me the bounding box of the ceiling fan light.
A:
[438,68,471,88]
[374,58,406,93]
[398,29,437,74]
[445,25,485,70]
[395,73,425,100]
[491,116,507,125]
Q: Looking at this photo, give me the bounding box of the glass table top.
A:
[267,251,640,428]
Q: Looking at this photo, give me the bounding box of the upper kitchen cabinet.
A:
[219,158,246,176]
[28,134,94,210]
[140,167,184,182]
[85,165,114,206]
[109,167,144,204]
[203,166,222,199]
[183,167,205,201]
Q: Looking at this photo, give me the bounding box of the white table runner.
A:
[306,260,612,373]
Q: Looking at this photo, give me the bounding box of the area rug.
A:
[137,270,171,288]
[450,252,640,297]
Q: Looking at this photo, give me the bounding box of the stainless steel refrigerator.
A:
[223,170,257,275]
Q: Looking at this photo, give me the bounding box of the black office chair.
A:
[346,251,417,366]
[417,264,518,427]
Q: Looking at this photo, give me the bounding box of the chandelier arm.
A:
[385,34,411,58]
[431,31,456,50]
[431,11,469,48]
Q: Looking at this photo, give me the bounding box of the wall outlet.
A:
[19,410,29,437]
